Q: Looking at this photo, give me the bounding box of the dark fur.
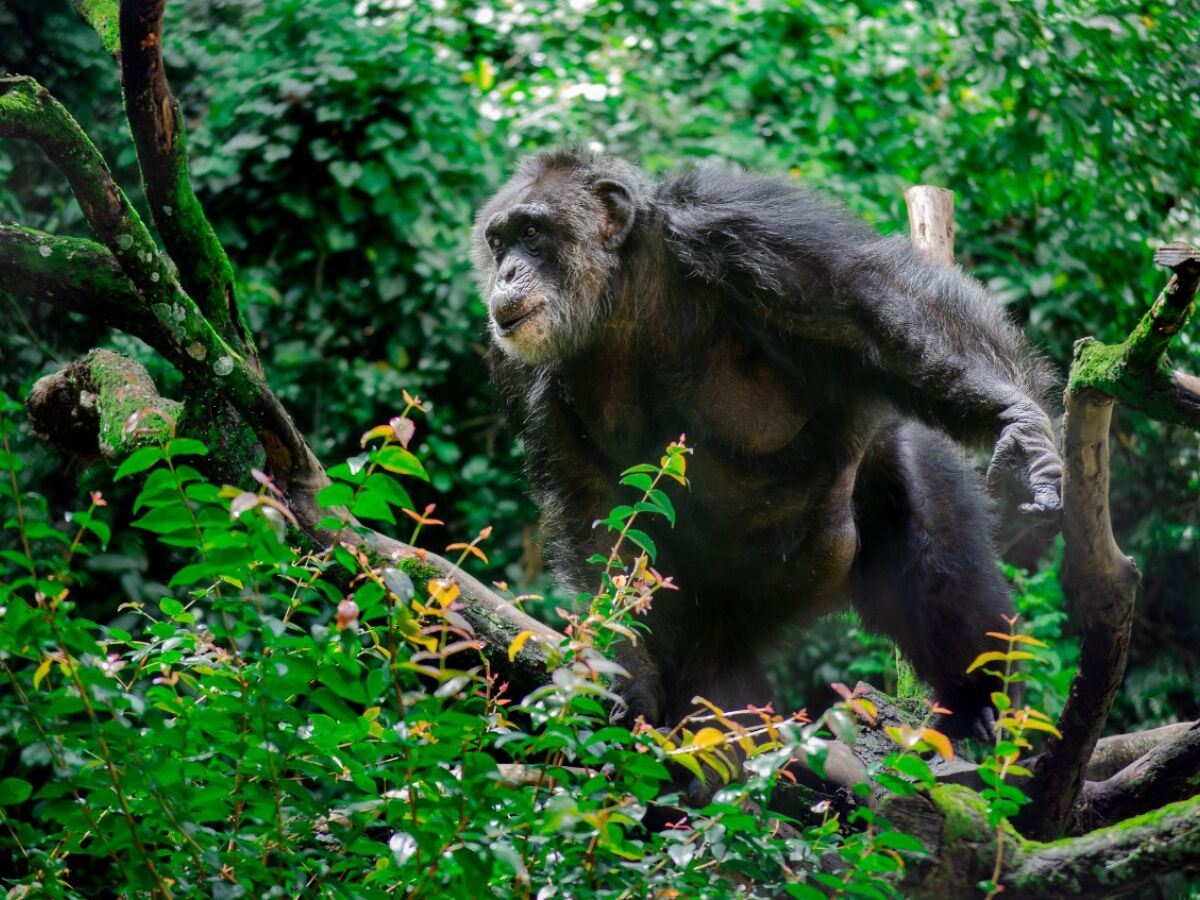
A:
[474,147,1061,743]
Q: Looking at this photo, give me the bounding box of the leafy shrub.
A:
[3,390,1075,896]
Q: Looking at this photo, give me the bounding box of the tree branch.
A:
[1070,242,1200,429]
[26,350,179,460]
[0,223,155,341]
[0,75,209,355]
[1017,245,1200,839]
[71,0,121,60]
[118,0,251,356]
[904,185,955,266]
[1017,383,1140,839]
[1079,721,1195,781]
[1008,796,1200,898]
[1070,720,1200,833]
[0,72,551,685]
[890,786,1200,898]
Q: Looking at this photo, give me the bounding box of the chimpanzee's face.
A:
[472,167,635,365]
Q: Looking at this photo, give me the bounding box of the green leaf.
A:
[352,491,396,524]
[83,517,111,548]
[374,446,429,480]
[786,884,827,900]
[619,464,658,476]
[363,472,414,509]
[165,438,209,459]
[114,447,165,481]
[892,754,935,787]
[645,488,676,526]
[132,506,196,535]
[0,778,32,805]
[317,482,355,509]
[620,472,653,492]
[624,529,656,562]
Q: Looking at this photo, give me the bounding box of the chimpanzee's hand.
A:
[610,643,664,728]
[937,684,999,744]
[986,405,1063,525]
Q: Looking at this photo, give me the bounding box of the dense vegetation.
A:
[1,0,1198,895]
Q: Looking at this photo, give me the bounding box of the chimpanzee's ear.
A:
[594,179,636,251]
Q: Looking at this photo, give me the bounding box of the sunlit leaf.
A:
[427,578,459,608]
[985,631,1048,648]
[921,728,954,761]
[508,630,535,661]
[966,650,1035,673]
[690,727,725,750]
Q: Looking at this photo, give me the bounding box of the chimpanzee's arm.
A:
[659,172,1062,518]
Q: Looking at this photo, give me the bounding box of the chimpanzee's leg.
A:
[850,420,1014,740]
[614,594,773,806]
[614,592,773,729]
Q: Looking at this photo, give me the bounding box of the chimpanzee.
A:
[473,147,1061,766]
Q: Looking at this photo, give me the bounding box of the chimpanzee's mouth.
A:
[494,304,540,337]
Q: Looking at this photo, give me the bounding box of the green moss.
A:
[895,650,929,707]
[1035,795,1198,851]
[73,0,121,58]
[930,784,991,847]
[85,350,180,456]
[397,557,442,587]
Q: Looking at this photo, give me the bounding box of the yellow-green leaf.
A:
[985,631,1048,648]
[508,629,535,662]
[966,650,1035,673]
[922,728,954,761]
[32,657,52,690]
[690,727,725,749]
[427,578,460,608]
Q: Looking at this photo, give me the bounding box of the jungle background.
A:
[2,0,1199,798]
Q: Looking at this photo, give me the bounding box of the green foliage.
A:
[15,389,1080,894]
[7,0,1196,730]
[1,8,1199,892]
[2,399,948,896]
[966,621,1061,899]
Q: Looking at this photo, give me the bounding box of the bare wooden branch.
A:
[1077,721,1193,781]
[1153,240,1200,271]
[1016,384,1139,840]
[1070,720,1200,833]
[904,185,955,266]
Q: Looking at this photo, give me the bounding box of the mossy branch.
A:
[0,75,202,350]
[1018,243,1200,840]
[118,0,251,356]
[0,72,545,678]
[0,224,149,339]
[1069,242,1200,427]
[71,0,121,59]
[890,785,1200,898]
[26,350,179,460]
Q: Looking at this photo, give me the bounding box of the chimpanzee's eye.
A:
[524,225,538,239]
[489,236,502,252]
